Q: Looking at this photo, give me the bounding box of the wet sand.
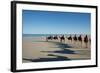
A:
[22,37,91,63]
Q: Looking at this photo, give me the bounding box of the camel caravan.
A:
[46,34,91,48]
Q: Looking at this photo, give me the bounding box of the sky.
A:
[22,10,91,34]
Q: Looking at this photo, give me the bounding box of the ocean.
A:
[23,34,91,38]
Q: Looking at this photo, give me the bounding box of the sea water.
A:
[23,34,90,38]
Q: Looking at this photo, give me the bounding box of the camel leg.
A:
[60,39,62,42]
[86,43,88,48]
[80,41,82,47]
[61,40,62,42]
[71,40,72,43]
[74,41,75,44]
[64,39,65,43]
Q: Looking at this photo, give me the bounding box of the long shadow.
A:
[23,54,70,62]
[41,41,76,54]
[41,49,75,54]
[25,40,76,62]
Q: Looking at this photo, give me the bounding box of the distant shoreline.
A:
[23,34,91,37]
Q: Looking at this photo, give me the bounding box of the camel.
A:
[73,34,77,43]
[59,35,65,42]
[46,35,53,41]
[67,35,72,42]
[84,35,88,48]
[53,35,58,40]
[78,35,82,47]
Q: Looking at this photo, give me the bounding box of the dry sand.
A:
[22,37,91,63]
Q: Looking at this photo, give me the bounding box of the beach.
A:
[22,35,91,63]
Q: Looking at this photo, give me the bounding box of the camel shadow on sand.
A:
[41,41,76,54]
[23,41,77,62]
[23,54,70,62]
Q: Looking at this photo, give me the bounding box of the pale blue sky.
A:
[22,10,91,34]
